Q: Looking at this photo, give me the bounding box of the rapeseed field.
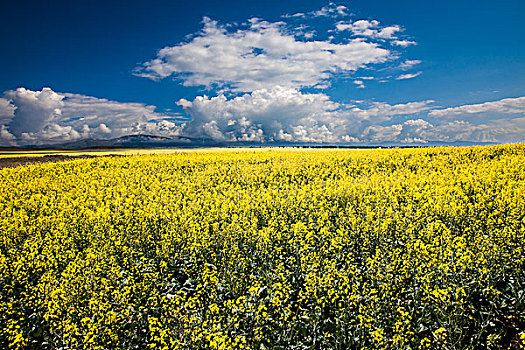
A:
[1,145,524,349]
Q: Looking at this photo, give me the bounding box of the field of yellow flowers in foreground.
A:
[1,145,525,349]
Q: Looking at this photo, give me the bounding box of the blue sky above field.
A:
[0,0,524,145]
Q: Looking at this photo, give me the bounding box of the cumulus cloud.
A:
[0,125,16,142]
[391,40,417,47]
[0,87,183,145]
[136,15,397,92]
[3,88,65,136]
[336,19,402,40]
[412,120,522,143]
[177,90,524,144]
[311,3,349,18]
[177,87,341,142]
[484,117,525,142]
[3,87,523,145]
[20,124,81,144]
[362,119,432,143]
[177,86,437,143]
[0,97,16,125]
[421,97,525,142]
[429,96,525,118]
[361,117,523,144]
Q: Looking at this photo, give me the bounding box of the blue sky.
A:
[0,0,524,145]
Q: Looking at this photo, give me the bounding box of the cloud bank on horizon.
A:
[0,87,185,145]
[0,3,523,146]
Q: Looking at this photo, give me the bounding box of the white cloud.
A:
[362,118,501,144]
[336,19,401,40]
[178,87,437,143]
[178,87,342,142]
[98,123,112,134]
[376,26,402,39]
[361,118,435,143]
[20,123,81,143]
[293,25,316,39]
[429,96,525,117]
[359,115,525,144]
[283,3,349,19]
[391,40,417,47]
[312,3,349,18]
[414,120,503,143]
[0,125,16,142]
[3,87,65,136]
[395,71,422,80]
[1,87,183,145]
[3,88,523,145]
[336,19,376,33]
[351,97,525,144]
[399,59,421,70]
[0,97,16,125]
[362,123,403,142]
[282,12,306,19]
[349,100,435,119]
[137,16,393,92]
[486,117,525,142]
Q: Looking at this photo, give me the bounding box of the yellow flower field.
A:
[1,145,524,349]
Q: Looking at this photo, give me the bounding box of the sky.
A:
[0,0,524,146]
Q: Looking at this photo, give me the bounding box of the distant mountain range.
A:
[25,134,222,149]
[0,134,500,150]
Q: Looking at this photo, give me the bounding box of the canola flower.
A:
[0,145,524,349]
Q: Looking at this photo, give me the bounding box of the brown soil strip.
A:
[0,155,101,169]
